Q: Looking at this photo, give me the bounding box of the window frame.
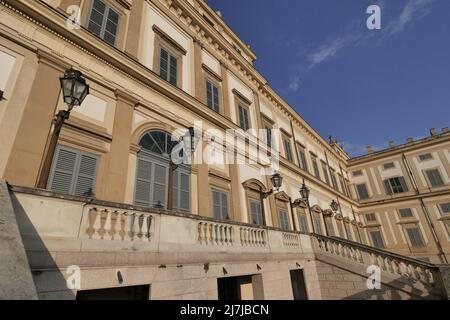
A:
[423,168,445,188]
[86,0,121,46]
[296,143,309,172]
[48,144,99,197]
[321,161,330,185]
[153,26,185,88]
[384,176,409,194]
[310,153,321,180]
[356,183,370,200]
[281,132,294,162]
[404,225,425,247]
[369,229,385,249]
[211,187,230,221]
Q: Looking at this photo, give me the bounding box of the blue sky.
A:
[208,0,450,156]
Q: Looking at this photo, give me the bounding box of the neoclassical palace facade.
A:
[0,0,449,300]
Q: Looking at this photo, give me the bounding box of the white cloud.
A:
[287,0,437,92]
[307,33,363,71]
[384,0,435,36]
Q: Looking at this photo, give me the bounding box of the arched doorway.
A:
[134,130,190,212]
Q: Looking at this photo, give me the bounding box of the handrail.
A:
[312,233,439,269]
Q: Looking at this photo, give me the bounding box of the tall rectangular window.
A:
[370,230,385,248]
[159,48,178,86]
[283,136,293,162]
[87,0,120,46]
[250,200,264,225]
[321,162,330,185]
[313,215,323,235]
[172,170,190,212]
[311,155,320,179]
[406,227,424,247]
[265,126,273,149]
[356,183,370,200]
[238,105,250,131]
[212,189,229,220]
[297,145,308,172]
[206,80,220,112]
[298,213,309,233]
[330,169,338,190]
[279,209,290,230]
[425,169,444,187]
[384,177,408,194]
[49,145,99,197]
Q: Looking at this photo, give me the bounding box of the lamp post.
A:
[300,179,315,234]
[259,172,283,227]
[37,69,90,189]
[260,172,283,199]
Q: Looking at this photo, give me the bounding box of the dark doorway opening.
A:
[218,275,254,300]
[76,285,150,300]
[290,269,308,300]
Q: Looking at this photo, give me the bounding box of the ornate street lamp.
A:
[37,68,90,188]
[299,179,315,234]
[261,172,283,199]
[330,200,339,213]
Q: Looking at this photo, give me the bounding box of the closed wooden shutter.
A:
[74,154,98,197]
[250,200,263,225]
[49,146,98,197]
[383,179,393,195]
[49,147,77,194]
[169,55,177,85]
[152,163,168,207]
[172,170,190,212]
[160,48,169,81]
[426,169,444,187]
[135,158,152,206]
[398,176,409,192]
[212,189,228,220]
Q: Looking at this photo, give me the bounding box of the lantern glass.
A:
[300,183,310,201]
[59,69,89,107]
[271,172,283,190]
[330,200,339,212]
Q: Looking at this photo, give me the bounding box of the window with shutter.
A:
[321,162,330,185]
[370,230,385,248]
[419,153,433,161]
[298,214,309,233]
[311,156,320,179]
[344,223,353,241]
[406,227,424,247]
[325,217,335,236]
[278,209,290,230]
[297,147,308,172]
[134,131,190,211]
[238,105,250,131]
[283,137,293,162]
[337,221,345,238]
[87,0,120,46]
[425,169,444,187]
[385,177,408,194]
[356,183,369,200]
[206,80,220,112]
[212,189,229,220]
[250,200,263,225]
[313,216,323,235]
[49,146,98,197]
[159,48,178,86]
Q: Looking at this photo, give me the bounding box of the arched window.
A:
[134,130,190,212]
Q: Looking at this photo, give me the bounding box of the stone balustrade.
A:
[84,207,153,242]
[312,234,439,286]
[282,232,301,248]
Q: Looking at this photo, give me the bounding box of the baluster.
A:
[229,227,233,246]
[118,211,126,241]
[124,213,133,241]
[108,211,118,240]
[425,269,434,284]
[198,223,203,244]
[87,208,98,239]
[220,225,224,245]
[132,213,141,241]
[140,215,148,242]
[97,209,108,240]
[102,210,112,240]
